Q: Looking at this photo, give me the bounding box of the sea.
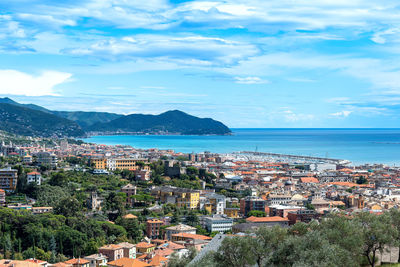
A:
[82,128,400,165]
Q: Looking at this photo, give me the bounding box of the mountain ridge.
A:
[0,98,231,136]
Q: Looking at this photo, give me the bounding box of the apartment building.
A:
[151,186,200,209]
[146,219,163,239]
[0,167,18,191]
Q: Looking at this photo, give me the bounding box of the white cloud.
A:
[282,110,315,122]
[330,110,352,117]
[0,70,72,96]
[234,76,267,84]
[17,13,76,27]
[65,34,258,65]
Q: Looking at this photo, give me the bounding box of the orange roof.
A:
[99,244,122,250]
[27,171,40,175]
[64,258,89,265]
[136,242,156,249]
[300,177,319,183]
[146,219,163,224]
[108,258,150,267]
[123,214,138,219]
[153,247,174,257]
[329,182,374,188]
[149,255,168,267]
[25,259,47,264]
[167,242,185,250]
[171,232,212,240]
[0,189,5,193]
[246,216,288,223]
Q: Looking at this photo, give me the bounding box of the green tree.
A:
[214,236,256,267]
[247,210,266,217]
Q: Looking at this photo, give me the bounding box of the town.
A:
[1,131,400,267]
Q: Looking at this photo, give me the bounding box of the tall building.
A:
[36,152,58,168]
[146,219,163,239]
[121,184,137,207]
[0,167,18,191]
[240,196,266,216]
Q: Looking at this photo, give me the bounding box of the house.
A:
[0,167,18,191]
[268,204,304,218]
[266,194,292,206]
[107,258,150,267]
[164,224,196,240]
[32,207,53,215]
[287,209,321,225]
[23,155,33,164]
[170,233,212,243]
[99,245,124,262]
[148,255,168,267]
[121,184,137,207]
[117,242,136,259]
[201,193,226,215]
[25,259,48,267]
[84,254,107,267]
[0,189,5,205]
[203,215,233,232]
[146,219,163,239]
[134,169,151,181]
[135,242,155,256]
[224,208,239,218]
[151,186,200,209]
[64,258,90,267]
[0,260,41,267]
[27,171,42,185]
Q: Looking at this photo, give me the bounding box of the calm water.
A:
[83,129,400,165]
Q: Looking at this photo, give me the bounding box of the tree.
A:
[54,197,82,217]
[251,226,287,266]
[247,210,266,217]
[186,211,199,227]
[171,212,182,224]
[356,176,368,184]
[214,236,256,267]
[168,247,197,267]
[355,212,398,267]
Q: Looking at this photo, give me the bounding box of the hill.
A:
[53,111,123,128]
[88,110,232,135]
[0,98,231,136]
[0,103,84,137]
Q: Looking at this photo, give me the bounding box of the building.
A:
[23,155,33,164]
[151,186,200,209]
[0,189,5,205]
[36,152,58,168]
[268,205,304,218]
[88,191,104,211]
[27,171,42,185]
[146,219,163,239]
[0,260,41,267]
[245,216,289,227]
[90,158,107,170]
[0,167,18,191]
[287,209,321,225]
[134,169,151,181]
[32,207,53,214]
[165,224,196,240]
[117,242,136,259]
[164,161,186,177]
[202,193,225,215]
[224,208,239,218]
[64,259,90,267]
[84,254,108,267]
[107,258,150,267]
[121,184,137,207]
[24,259,48,267]
[99,244,124,262]
[266,194,292,205]
[203,215,233,232]
[135,242,155,256]
[239,196,266,216]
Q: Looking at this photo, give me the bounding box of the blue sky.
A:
[1,0,400,127]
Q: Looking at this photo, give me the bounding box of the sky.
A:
[1,0,400,128]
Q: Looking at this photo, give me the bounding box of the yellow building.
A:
[135,242,155,255]
[151,186,200,209]
[90,158,107,169]
[224,208,240,218]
